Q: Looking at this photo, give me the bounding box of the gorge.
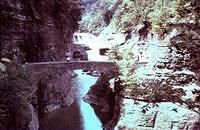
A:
[1,0,200,130]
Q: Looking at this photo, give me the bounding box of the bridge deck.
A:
[24,61,147,69]
[24,61,117,70]
[23,61,147,78]
[25,61,116,66]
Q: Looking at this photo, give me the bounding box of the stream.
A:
[39,70,103,130]
[39,33,122,130]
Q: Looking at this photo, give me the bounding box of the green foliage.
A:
[113,0,151,30]
[109,46,138,86]
[113,0,181,33]
[81,0,197,33]
[108,46,122,60]
[148,0,181,32]
[80,0,117,32]
[81,11,105,32]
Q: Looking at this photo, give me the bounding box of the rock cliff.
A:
[0,0,82,62]
[91,0,200,129]
[0,0,82,128]
[113,14,200,130]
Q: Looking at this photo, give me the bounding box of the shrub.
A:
[109,46,138,86]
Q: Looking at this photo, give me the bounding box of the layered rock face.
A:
[0,0,82,128]
[0,0,82,62]
[115,22,200,129]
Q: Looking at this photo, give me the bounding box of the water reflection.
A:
[74,70,102,130]
[39,100,84,130]
[39,70,102,130]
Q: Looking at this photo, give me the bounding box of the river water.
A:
[39,33,114,130]
[39,70,103,130]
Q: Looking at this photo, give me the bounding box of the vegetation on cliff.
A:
[84,0,200,107]
[81,0,199,33]
[80,0,118,32]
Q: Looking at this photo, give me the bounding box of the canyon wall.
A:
[0,0,82,62]
[0,0,82,128]
[113,19,200,130]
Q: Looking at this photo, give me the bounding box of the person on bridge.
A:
[65,52,71,62]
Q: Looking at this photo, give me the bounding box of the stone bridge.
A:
[23,61,119,79]
[23,61,148,79]
[22,60,147,113]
